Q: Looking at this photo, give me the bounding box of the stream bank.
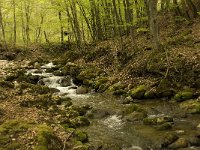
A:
[1,60,200,150]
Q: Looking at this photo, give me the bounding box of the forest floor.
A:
[0,14,200,149]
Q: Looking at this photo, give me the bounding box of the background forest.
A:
[0,0,200,48]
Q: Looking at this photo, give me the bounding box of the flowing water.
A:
[26,62,200,150]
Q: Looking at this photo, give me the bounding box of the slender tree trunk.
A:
[25,0,31,45]
[35,14,44,43]
[58,11,64,44]
[149,0,160,50]
[70,0,82,47]
[185,0,198,18]
[20,2,26,44]
[13,0,17,46]
[77,1,94,40]
[44,31,49,43]
[0,6,7,50]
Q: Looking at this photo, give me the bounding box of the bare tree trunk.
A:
[58,11,64,44]
[44,31,49,43]
[25,0,31,45]
[35,14,44,43]
[70,0,82,47]
[185,0,198,18]
[13,0,17,46]
[77,1,94,40]
[0,6,7,50]
[149,0,160,50]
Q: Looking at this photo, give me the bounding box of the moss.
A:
[174,90,194,102]
[143,118,157,125]
[72,145,89,150]
[113,89,127,96]
[31,85,51,95]
[75,130,88,143]
[0,120,29,135]
[34,124,63,150]
[157,123,172,130]
[107,82,126,92]
[93,77,109,90]
[6,142,21,150]
[144,89,156,99]
[97,83,110,93]
[0,80,14,88]
[124,104,144,115]
[0,136,10,145]
[180,100,200,114]
[70,116,90,127]
[77,69,97,81]
[130,85,147,99]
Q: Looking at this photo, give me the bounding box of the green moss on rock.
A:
[143,118,157,125]
[130,85,147,99]
[157,123,172,130]
[75,130,88,143]
[174,90,194,102]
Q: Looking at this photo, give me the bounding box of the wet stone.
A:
[168,138,189,149]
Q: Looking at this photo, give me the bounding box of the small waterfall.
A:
[27,63,90,98]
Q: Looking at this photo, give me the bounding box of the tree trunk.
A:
[149,0,160,50]
[13,0,17,46]
[70,0,82,47]
[58,11,64,44]
[0,6,7,50]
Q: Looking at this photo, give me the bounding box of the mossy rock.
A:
[113,89,127,96]
[27,74,40,84]
[0,120,30,135]
[52,96,72,105]
[34,124,63,150]
[180,99,200,114]
[143,118,157,125]
[0,120,31,149]
[97,83,110,93]
[168,138,188,149]
[62,63,82,77]
[72,143,89,150]
[93,77,109,90]
[73,105,90,116]
[31,85,51,95]
[83,79,94,87]
[158,89,174,98]
[124,111,147,122]
[124,104,144,115]
[70,116,90,127]
[75,130,88,143]
[174,90,194,102]
[144,89,156,99]
[107,82,126,92]
[156,123,172,131]
[0,80,14,88]
[156,116,173,125]
[20,94,54,109]
[0,136,10,145]
[130,85,147,99]
[160,133,179,148]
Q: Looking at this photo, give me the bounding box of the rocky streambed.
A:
[0,60,200,150]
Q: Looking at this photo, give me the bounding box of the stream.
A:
[26,62,200,150]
